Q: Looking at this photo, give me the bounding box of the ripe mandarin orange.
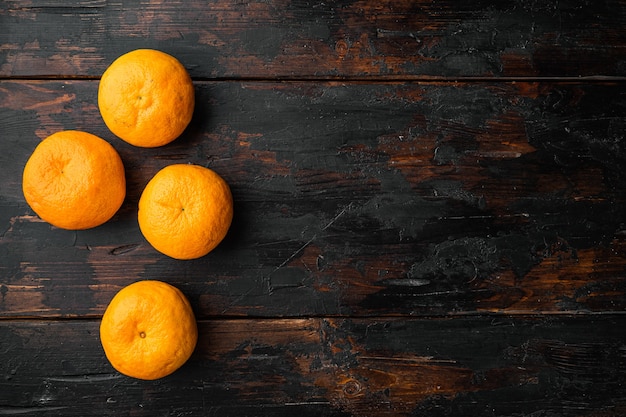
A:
[100,280,198,380]
[98,49,195,147]
[138,164,233,260]
[22,130,126,230]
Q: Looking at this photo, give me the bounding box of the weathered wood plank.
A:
[1,80,625,318]
[0,316,625,416]
[1,0,625,79]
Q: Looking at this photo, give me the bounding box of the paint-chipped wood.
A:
[1,0,626,78]
[1,80,625,318]
[1,1,625,416]
[1,316,625,416]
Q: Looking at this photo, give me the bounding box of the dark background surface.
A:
[1,1,625,416]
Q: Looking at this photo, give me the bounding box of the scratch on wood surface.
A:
[284,401,332,406]
[376,28,421,42]
[359,356,458,365]
[465,150,523,158]
[322,203,353,231]
[0,406,68,415]
[264,203,354,294]
[47,373,122,383]
[382,279,431,287]
[437,213,530,220]
[220,287,256,314]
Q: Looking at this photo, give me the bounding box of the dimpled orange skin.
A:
[138,164,233,260]
[22,130,126,230]
[99,280,198,380]
[98,49,195,147]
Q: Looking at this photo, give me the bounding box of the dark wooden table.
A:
[1,1,626,416]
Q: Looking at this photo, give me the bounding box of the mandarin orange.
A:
[138,164,233,260]
[98,49,195,147]
[22,130,126,230]
[100,280,198,380]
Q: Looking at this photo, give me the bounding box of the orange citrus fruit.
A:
[138,164,233,260]
[98,49,195,147]
[100,280,198,380]
[22,130,126,230]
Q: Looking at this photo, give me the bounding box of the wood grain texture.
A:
[1,0,626,79]
[1,316,625,417]
[1,2,626,415]
[1,80,624,318]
